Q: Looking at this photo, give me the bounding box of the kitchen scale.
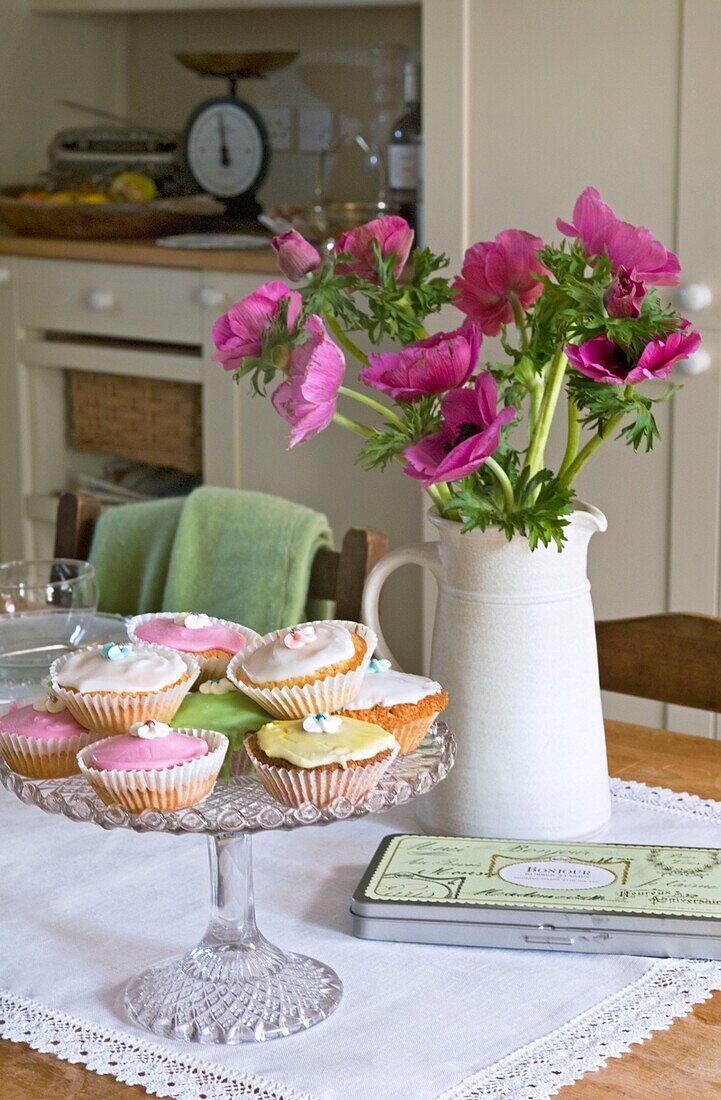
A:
[177,51,297,224]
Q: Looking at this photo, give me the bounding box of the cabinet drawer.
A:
[16,258,202,344]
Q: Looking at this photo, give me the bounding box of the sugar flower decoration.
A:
[101,642,133,661]
[368,658,392,673]
[33,691,66,713]
[130,719,171,740]
[199,677,235,695]
[302,713,342,734]
[175,612,213,630]
[282,625,317,649]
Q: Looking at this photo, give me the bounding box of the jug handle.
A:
[362,542,441,668]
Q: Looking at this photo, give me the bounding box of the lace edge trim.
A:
[0,988,319,1100]
[439,955,721,1098]
[610,776,721,821]
[1,779,720,1100]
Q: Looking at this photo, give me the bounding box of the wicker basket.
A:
[68,370,202,475]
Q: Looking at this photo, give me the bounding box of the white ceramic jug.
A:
[362,506,611,841]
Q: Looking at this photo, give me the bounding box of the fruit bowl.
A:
[0,186,225,240]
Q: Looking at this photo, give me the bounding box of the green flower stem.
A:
[510,294,530,353]
[526,348,567,475]
[426,484,446,510]
[323,308,369,367]
[338,385,405,428]
[332,411,374,438]
[529,377,543,436]
[484,456,515,511]
[558,412,625,489]
[558,397,581,479]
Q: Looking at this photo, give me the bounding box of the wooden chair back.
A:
[596,613,721,712]
[53,491,388,624]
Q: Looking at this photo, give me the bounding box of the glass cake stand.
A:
[0,722,455,1044]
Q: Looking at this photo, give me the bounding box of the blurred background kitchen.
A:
[0,0,718,737]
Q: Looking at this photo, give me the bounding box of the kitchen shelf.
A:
[29,0,416,12]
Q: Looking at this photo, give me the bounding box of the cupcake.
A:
[51,641,199,735]
[245,712,398,809]
[128,612,260,683]
[341,658,448,754]
[170,676,273,777]
[77,719,228,813]
[228,619,376,719]
[0,690,102,778]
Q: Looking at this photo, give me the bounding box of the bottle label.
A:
[388,144,420,190]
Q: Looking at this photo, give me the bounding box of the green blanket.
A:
[90,486,332,632]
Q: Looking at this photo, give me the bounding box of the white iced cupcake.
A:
[227,620,376,719]
[77,719,227,813]
[245,713,398,809]
[128,612,260,683]
[341,658,448,754]
[51,642,199,735]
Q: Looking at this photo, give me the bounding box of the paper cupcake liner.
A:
[245,735,398,809]
[389,712,439,755]
[0,727,103,779]
[50,644,200,735]
[227,620,377,720]
[77,728,228,813]
[127,613,261,686]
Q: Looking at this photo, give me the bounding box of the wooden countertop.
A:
[3,718,721,1099]
[0,234,279,274]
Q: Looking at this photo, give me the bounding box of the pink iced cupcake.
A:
[128,612,260,683]
[77,719,228,813]
[0,692,102,778]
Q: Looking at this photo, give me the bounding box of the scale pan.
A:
[176,52,298,80]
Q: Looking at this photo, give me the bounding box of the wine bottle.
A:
[388,61,423,244]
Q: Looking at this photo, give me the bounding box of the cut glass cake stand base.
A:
[0,722,455,1044]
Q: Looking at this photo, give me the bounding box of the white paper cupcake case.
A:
[0,727,103,779]
[77,728,228,813]
[227,620,378,720]
[127,613,261,685]
[245,735,398,809]
[50,643,200,735]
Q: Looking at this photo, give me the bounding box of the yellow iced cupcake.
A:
[245,712,398,808]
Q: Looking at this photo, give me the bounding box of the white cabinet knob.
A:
[198,287,226,309]
[677,348,711,376]
[679,283,713,312]
[87,289,115,311]
[0,268,11,284]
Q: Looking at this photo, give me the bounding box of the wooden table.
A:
[4,720,721,1100]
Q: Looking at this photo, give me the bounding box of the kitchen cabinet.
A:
[29,0,414,11]
[0,246,422,669]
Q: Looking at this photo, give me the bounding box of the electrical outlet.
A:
[298,106,334,153]
[260,106,294,152]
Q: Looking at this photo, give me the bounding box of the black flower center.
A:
[444,421,479,453]
[612,345,634,377]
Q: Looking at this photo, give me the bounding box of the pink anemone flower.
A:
[566,328,701,385]
[212,281,302,370]
[452,230,548,336]
[361,325,482,402]
[271,315,345,447]
[403,372,515,486]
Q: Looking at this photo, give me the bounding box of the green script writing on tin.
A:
[365,835,721,917]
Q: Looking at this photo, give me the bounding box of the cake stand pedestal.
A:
[0,723,455,1044]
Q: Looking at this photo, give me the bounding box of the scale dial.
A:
[184,96,269,200]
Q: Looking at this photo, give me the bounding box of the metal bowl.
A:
[176,52,298,81]
[263,200,392,246]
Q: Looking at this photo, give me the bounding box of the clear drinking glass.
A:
[0,559,99,704]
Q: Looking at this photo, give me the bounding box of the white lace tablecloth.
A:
[1,779,721,1100]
